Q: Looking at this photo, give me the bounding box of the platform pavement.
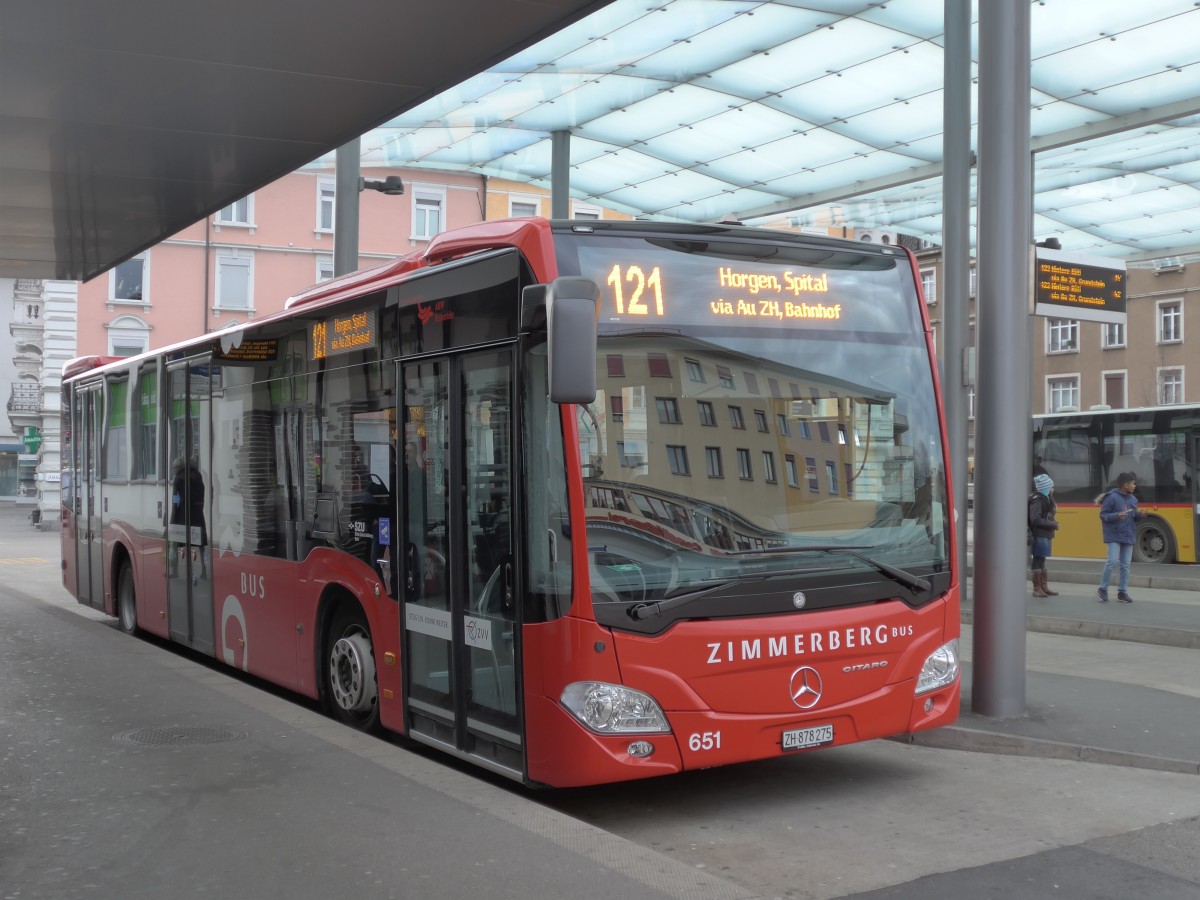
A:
[902,558,1200,775]
[6,503,1197,781]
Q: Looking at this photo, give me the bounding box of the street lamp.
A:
[360,175,405,196]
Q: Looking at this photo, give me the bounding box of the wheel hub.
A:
[329,632,377,714]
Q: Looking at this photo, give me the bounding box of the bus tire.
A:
[1133,518,1174,564]
[325,604,381,734]
[116,562,140,636]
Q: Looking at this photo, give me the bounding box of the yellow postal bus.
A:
[1032,406,1200,564]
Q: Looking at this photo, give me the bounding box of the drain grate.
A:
[113,725,248,748]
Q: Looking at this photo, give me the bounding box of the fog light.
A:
[924,698,934,713]
[627,740,655,758]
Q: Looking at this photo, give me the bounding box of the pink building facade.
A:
[76,166,490,356]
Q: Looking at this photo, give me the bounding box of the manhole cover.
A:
[113,725,248,747]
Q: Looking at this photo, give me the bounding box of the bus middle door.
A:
[165,360,215,654]
[400,350,520,778]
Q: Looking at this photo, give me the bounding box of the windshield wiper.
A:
[732,545,931,595]
[628,578,737,620]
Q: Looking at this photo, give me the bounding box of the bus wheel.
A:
[1133,519,1173,564]
[326,606,381,733]
[116,563,140,636]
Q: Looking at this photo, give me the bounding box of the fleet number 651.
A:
[688,731,722,752]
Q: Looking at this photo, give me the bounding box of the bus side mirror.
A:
[546,276,599,405]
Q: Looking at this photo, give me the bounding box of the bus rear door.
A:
[400,350,520,778]
[74,380,105,610]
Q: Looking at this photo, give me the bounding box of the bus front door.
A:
[165,360,215,654]
[75,382,104,609]
[400,351,520,778]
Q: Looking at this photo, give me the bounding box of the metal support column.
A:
[334,137,361,277]
[551,130,570,219]
[942,0,971,591]
[972,0,1031,717]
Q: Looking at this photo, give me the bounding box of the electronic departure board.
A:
[1033,247,1126,325]
[573,240,905,333]
[311,309,377,360]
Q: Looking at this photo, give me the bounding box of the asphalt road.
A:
[3,504,1198,899]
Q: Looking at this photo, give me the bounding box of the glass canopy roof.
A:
[335,0,1200,260]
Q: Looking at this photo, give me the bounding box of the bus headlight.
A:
[916,639,960,694]
[560,682,669,734]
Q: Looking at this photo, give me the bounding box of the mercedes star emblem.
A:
[789,666,823,710]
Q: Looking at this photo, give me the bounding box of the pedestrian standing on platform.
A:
[1097,472,1145,603]
[1028,473,1059,598]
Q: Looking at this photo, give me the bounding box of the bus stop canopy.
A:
[0,0,611,282]
[5,0,1200,282]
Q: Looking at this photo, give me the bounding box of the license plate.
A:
[782,724,834,751]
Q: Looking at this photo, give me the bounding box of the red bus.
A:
[61,218,960,787]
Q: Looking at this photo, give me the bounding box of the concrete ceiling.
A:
[0,0,612,282]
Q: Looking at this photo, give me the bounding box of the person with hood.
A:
[1097,471,1145,603]
[1028,472,1059,598]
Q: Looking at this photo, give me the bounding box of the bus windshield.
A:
[557,228,949,605]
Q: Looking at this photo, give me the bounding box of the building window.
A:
[762,452,777,484]
[921,269,936,305]
[797,418,811,439]
[572,203,601,220]
[216,194,254,227]
[844,462,854,496]
[776,413,791,437]
[697,400,716,426]
[1046,318,1079,353]
[1103,372,1126,409]
[826,461,839,494]
[806,457,819,492]
[785,454,799,488]
[969,266,977,297]
[754,410,769,433]
[317,256,335,282]
[1157,300,1183,344]
[968,387,975,420]
[510,198,538,218]
[607,354,624,377]
[618,441,646,468]
[110,253,148,304]
[413,187,445,240]
[1158,367,1184,405]
[768,378,782,398]
[705,447,723,478]
[216,253,253,311]
[107,314,150,357]
[1047,375,1079,413]
[717,366,735,389]
[667,445,690,476]
[1102,322,1125,349]
[744,373,760,394]
[317,178,335,232]
[728,406,745,429]
[610,395,624,422]
[648,353,671,378]
[656,397,681,424]
[737,448,752,480]
[685,358,705,382]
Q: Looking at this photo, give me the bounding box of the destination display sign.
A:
[311,309,378,360]
[574,240,909,334]
[1033,247,1127,325]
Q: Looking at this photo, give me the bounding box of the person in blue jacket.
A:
[1097,472,1146,603]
